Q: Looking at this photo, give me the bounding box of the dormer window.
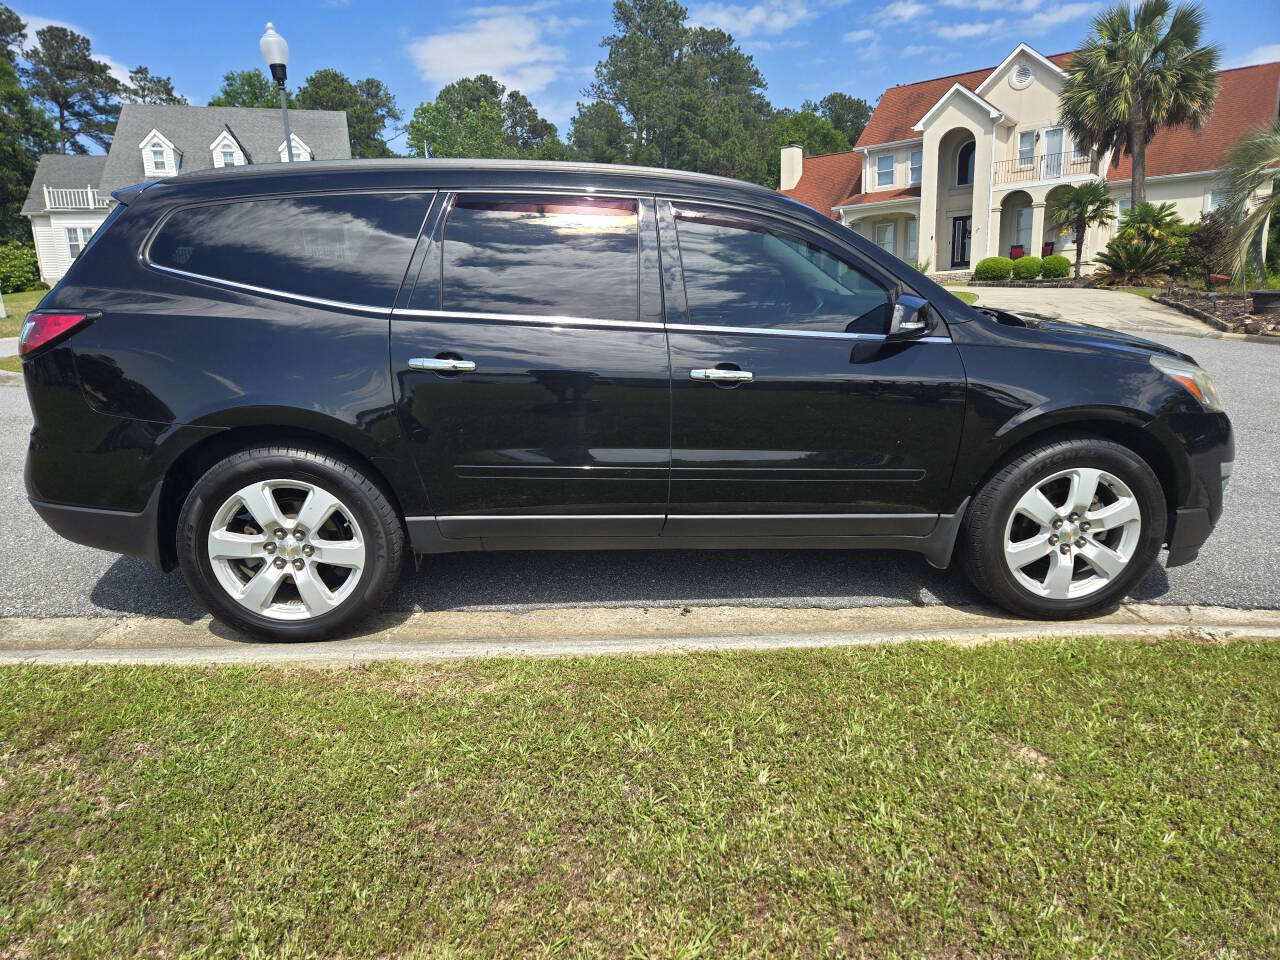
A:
[278,133,312,163]
[222,149,235,166]
[209,130,245,169]
[139,129,179,177]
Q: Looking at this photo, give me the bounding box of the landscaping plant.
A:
[1095,233,1177,284]
[1041,254,1072,279]
[1220,117,1280,282]
[1118,200,1183,243]
[1047,180,1116,278]
[0,239,40,293]
[1059,0,1220,207]
[1182,210,1233,288]
[972,256,1013,282]
[1012,255,1042,280]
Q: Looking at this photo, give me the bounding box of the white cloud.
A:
[903,43,937,56]
[689,1,815,38]
[407,9,570,95]
[1229,43,1280,68]
[16,12,131,84]
[1026,2,1100,29]
[842,28,876,43]
[939,0,1040,10]
[938,18,1007,39]
[879,0,928,22]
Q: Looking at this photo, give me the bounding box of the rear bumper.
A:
[28,484,167,571]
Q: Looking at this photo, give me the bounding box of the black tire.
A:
[959,436,1166,619]
[176,445,403,641]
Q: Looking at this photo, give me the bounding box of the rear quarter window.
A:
[148,192,430,308]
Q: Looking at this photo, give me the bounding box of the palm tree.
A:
[1220,118,1280,281]
[1059,0,1221,208]
[1047,180,1117,278]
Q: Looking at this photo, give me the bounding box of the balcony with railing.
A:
[42,185,111,211]
[993,151,1095,188]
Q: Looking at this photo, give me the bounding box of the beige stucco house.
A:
[781,44,1279,276]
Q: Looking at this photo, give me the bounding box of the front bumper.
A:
[28,484,166,570]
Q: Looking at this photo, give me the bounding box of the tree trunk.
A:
[1074,214,1085,279]
[1129,109,1147,208]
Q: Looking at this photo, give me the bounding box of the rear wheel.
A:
[960,437,1166,619]
[177,445,403,640]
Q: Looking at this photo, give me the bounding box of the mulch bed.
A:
[1152,288,1280,336]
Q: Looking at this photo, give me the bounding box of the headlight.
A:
[1150,356,1225,412]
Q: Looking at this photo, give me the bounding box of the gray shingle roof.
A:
[99,103,351,193]
[21,155,109,216]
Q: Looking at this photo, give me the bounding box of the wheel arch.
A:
[961,410,1188,533]
[155,423,411,571]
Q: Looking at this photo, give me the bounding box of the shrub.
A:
[0,240,40,293]
[1095,234,1177,284]
[1181,211,1231,286]
[1012,256,1042,280]
[1041,254,1071,279]
[973,256,1013,282]
[1118,201,1183,242]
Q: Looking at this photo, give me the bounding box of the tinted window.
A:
[673,207,892,335]
[149,192,429,307]
[443,195,638,322]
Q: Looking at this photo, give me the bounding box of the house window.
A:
[151,145,166,171]
[1018,131,1034,167]
[1209,189,1228,212]
[957,142,975,186]
[1013,207,1033,254]
[874,221,895,254]
[221,149,236,167]
[876,154,894,188]
[909,150,922,186]
[906,219,918,262]
[65,226,94,259]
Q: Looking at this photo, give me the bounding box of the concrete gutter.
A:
[2,603,1278,666]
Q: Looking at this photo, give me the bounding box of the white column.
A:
[988,205,1002,261]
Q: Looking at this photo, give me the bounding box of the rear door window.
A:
[148,192,430,308]
[442,195,639,323]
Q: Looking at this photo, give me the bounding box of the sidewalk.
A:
[951,286,1233,339]
[4,602,1279,665]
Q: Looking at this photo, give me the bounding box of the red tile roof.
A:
[1105,62,1280,181]
[854,52,1075,148]
[837,185,921,207]
[778,150,861,219]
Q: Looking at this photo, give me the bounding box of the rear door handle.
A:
[690,368,752,383]
[408,357,476,373]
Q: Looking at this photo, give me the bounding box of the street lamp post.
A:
[259,22,292,162]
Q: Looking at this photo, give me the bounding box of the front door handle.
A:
[690,368,753,383]
[408,357,476,373]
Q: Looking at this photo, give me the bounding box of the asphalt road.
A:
[2,330,1277,619]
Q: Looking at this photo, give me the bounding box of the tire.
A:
[959,436,1166,619]
[176,445,404,641]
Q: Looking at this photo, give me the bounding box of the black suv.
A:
[19,160,1232,639]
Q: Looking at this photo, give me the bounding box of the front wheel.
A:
[176,445,404,640]
[959,437,1166,619]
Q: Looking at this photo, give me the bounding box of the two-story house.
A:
[780,44,1279,276]
[22,103,351,285]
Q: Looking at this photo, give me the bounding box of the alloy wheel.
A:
[206,479,366,621]
[1002,467,1142,601]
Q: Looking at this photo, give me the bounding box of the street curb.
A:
[2,603,1277,666]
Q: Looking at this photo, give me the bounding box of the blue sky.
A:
[15,0,1275,149]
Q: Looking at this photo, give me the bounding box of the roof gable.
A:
[975,43,1066,96]
[911,83,1006,132]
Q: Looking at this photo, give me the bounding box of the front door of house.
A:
[951,216,972,268]
[1043,127,1064,178]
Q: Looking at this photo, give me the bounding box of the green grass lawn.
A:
[2,636,1278,958]
[1,289,46,338]
[950,290,979,305]
[0,354,21,373]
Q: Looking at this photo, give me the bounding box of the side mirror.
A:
[887,293,931,340]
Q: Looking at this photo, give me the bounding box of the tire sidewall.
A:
[977,442,1166,617]
[177,450,398,640]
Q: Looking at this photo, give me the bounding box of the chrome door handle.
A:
[690,368,752,383]
[408,357,476,373]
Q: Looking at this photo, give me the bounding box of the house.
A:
[780,44,1280,276]
[22,104,352,285]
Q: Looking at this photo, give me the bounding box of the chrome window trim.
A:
[392,307,666,332]
[146,263,391,315]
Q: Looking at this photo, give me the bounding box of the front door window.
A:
[1043,128,1064,178]
[951,216,972,268]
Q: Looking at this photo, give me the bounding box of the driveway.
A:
[1,325,1275,619]
[951,285,1223,339]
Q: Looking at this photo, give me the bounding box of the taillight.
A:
[17,312,95,357]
